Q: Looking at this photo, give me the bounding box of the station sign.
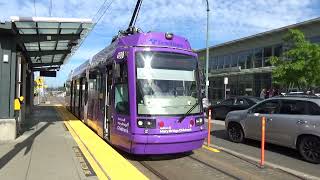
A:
[40,71,56,77]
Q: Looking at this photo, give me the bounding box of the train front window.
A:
[136,52,201,115]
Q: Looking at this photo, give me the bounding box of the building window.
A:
[263,47,272,66]
[238,52,246,69]
[231,54,238,67]
[246,51,253,69]
[224,55,231,68]
[218,56,224,69]
[310,36,320,44]
[254,48,263,68]
[212,57,218,70]
[274,45,282,57]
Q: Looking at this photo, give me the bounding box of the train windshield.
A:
[136,52,201,116]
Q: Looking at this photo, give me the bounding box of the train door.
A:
[75,79,80,118]
[87,73,96,127]
[111,61,130,148]
[70,80,73,111]
[72,80,76,114]
[79,77,86,121]
[95,72,105,137]
[84,69,89,123]
[104,65,113,140]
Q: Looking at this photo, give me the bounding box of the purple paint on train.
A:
[66,32,207,154]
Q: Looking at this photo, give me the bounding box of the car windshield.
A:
[136,51,201,115]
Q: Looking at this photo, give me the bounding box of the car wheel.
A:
[227,123,244,143]
[298,136,320,164]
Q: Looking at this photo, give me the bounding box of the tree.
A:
[270,29,320,91]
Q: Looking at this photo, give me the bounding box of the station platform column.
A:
[0,29,18,141]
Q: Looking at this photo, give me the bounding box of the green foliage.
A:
[270,29,320,90]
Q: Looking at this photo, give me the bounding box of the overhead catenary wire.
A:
[33,0,37,16]
[74,0,114,53]
[49,0,52,17]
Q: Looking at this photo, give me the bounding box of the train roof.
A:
[71,32,194,77]
[89,32,193,69]
[71,60,89,79]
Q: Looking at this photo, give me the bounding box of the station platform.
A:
[0,103,146,180]
[0,99,303,180]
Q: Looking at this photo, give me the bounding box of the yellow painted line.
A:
[202,145,220,153]
[56,106,148,180]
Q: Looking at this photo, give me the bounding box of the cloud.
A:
[0,0,319,86]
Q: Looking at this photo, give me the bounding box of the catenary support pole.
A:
[205,0,210,99]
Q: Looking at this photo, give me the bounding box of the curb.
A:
[207,143,320,180]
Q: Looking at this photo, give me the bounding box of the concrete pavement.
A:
[0,105,97,180]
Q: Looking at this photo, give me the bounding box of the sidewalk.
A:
[0,105,97,180]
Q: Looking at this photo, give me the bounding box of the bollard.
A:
[207,109,212,147]
[260,116,266,168]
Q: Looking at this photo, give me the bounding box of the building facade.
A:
[197,18,320,101]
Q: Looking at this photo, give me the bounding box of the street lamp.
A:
[205,0,210,99]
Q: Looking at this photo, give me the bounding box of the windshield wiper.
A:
[178,101,199,123]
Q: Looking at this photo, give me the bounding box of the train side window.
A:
[114,63,128,83]
[114,62,129,115]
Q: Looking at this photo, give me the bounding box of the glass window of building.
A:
[254,48,263,68]
[218,56,224,69]
[310,36,320,44]
[263,47,272,66]
[224,55,231,68]
[246,51,253,69]
[231,54,238,67]
[274,45,282,57]
[238,52,246,69]
[211,57,218,70]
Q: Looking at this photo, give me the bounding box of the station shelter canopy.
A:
[11,16,94,71]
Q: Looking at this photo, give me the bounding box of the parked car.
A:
[225,96,320,163]
[208,96,262,120]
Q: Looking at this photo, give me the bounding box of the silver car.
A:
[225,96,320,164]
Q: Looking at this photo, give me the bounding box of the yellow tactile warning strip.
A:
[202,145,220,153]
[55,106,148,180]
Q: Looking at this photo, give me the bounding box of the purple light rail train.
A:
[65,31,207,154]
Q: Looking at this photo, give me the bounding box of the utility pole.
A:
[205,0,210,99]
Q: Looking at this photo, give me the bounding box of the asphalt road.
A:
[210,120,320,178]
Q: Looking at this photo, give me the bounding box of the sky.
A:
[0,0,320,87]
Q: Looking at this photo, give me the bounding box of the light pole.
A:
[205,0,210,99]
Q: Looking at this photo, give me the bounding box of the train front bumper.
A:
[130,130,207,154]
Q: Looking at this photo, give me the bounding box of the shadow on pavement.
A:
[0,105,63,169]
[0,122,53,169]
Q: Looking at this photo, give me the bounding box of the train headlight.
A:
[137,119,156,129]
[195,117,204,126]
[137,120,144,127]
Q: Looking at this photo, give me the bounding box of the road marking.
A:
[202,145,220,152]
